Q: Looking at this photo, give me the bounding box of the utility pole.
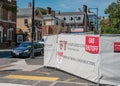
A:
[84,12,87,32]
[31,0,35,59]
[96,8,98,33]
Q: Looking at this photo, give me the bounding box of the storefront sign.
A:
[17,34,23,43]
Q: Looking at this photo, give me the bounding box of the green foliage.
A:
[101,2,120,34]
[104,2,120,29]
[3,4,17,13]
[103,26,120,34]
[59,27,64,34]
[39,8,47,15]
[0,0,5,2]
[0,0,17,13]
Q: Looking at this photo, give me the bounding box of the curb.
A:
[0,49,12,51]
[0,83,30,86]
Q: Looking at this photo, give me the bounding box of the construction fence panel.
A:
[100,35,120,85]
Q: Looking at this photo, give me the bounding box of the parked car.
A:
[11,41,44,58]
[38,36,47,45]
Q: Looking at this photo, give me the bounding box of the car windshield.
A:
[40,38,44,42]
[19,42,32,48]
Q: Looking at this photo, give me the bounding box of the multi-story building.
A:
[0,0,16,44]
[55,5,89,33]
[43,7,60,26]
[42,7,65,36]
[17,3,43,43]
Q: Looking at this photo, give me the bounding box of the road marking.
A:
[49,81,58,86]
[63,77,77,82]
[4,74,59,81]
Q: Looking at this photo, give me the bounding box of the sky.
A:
[17,0,117,17]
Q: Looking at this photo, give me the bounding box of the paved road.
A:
[0,53,97,86]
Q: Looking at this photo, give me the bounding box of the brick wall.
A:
[42,25,57,36]
[0,0,16,44]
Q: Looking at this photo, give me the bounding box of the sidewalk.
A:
[25,56,44,65]
[0,59,43,72]
[0,49,12,51]
[0,83,30,86]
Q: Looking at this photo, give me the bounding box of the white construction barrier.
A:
[100,35,120,85]
[44,35,58,67]
[44,34,120,85]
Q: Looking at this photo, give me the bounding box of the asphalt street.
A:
[0,49,97,86]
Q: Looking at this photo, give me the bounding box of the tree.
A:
[39,8,47,15]
[100,2,120,34]
[104,2,120,29]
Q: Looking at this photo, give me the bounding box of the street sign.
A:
[17,34,23,43]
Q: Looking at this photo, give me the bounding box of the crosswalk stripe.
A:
[5,74,59,81]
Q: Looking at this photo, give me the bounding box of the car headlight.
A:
[24,50,30,53]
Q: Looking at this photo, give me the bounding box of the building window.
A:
[0,8,3,19]
[63,17,66,21]
[24,19,28,26]
[69,17,73,21]
[7,28,13,41]
[44,20,46,25]
[77,17,81,21]
[39,21,42,26]
[8,11,12,21]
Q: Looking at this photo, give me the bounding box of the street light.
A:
[31,0,35,59]
[88,8,98,34]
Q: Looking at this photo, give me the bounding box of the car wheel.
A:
[11,54,15,58]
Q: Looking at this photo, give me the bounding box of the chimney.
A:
[51,10,55,17]
[83,5,87,13]
[28,2,32,8]
[47,7,51,14]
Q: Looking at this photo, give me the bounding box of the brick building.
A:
[42,7,65,36]
[55,5,90,33]
[0,0,16,45]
